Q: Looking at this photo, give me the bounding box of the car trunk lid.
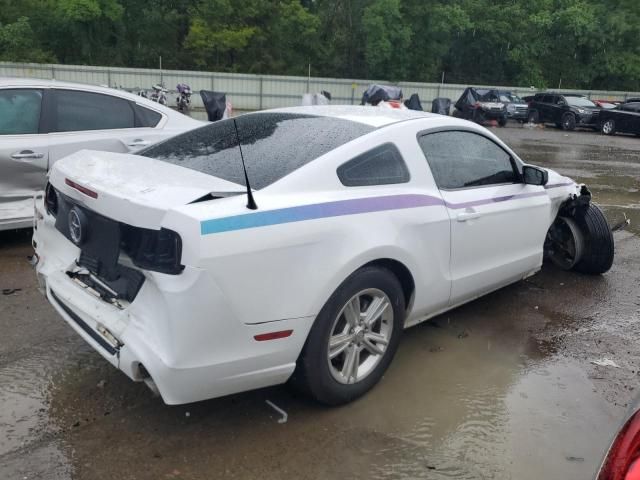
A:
[49,149,244,229]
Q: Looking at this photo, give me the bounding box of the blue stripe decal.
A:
[200,185,568,236]
[200,194,442,235]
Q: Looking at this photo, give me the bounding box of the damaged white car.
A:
[33,106,614,405]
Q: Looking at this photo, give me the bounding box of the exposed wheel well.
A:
[361,258,415,311]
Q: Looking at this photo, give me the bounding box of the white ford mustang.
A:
[33,106,614,405]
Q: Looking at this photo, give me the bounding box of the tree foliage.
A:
[2,0,640,89]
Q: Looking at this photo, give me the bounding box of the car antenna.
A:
[232,118,258,210]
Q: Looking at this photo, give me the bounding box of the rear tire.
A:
[291,266,405,405]
[573,204,614,274]
[601,119,616,135]
[562,113,576,131]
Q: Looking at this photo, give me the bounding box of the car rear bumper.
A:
[507,110,528,120]
[33,200,314,404]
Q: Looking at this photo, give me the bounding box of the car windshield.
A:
[565,96,597,108]
[498,93,521,103]
[139,113,374,189]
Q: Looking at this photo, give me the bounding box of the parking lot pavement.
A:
[1,124,639,480]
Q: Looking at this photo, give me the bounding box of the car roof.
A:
[265,105,439,128]
[0,76,160,106]
[0,76,202,123]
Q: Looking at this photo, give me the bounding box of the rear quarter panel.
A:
[171,119,453,327]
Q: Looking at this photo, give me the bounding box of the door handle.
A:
[457,210,481,222]
[127,139,151,147]
[11,150,44,160]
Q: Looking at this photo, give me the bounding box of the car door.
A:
[538,95,553,122]
[46,89,165,165]
[418,129,550,305]
[0,88,50,228]
[621,103,640,133]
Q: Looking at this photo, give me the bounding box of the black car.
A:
[454,87,508,126]
[527,93,600,131]
[598,100,640,136]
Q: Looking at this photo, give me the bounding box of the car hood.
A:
[478,102,505,109]
[49,150,244,229]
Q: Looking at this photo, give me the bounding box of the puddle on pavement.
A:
[502,130,640,237]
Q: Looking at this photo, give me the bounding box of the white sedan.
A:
[0,78,202,230]
[33,106,614,405]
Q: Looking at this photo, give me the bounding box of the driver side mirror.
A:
[523,165,548,186]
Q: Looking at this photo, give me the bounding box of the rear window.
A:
[140,113,374,189]
[133,104,162,127]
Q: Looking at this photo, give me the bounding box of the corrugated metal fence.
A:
[2,62,639,111]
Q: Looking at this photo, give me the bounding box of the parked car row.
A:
[450,87,638,137]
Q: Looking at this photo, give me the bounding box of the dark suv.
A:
[527,93,600,131]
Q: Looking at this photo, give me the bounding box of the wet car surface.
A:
[1,124,639,480]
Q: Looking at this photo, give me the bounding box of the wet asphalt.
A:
[0,123,639,480]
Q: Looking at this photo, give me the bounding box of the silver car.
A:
[0,78,203,230]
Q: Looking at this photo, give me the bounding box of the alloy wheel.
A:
[327,288,394,384]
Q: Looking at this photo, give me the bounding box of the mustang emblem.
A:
[68,207,87,246]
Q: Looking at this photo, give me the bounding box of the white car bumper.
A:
[33,201,313,404]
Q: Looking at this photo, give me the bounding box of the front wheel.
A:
[573,204,614,274]
[601,119,616,135]
[292,266,405,405]
[562,113,576,131]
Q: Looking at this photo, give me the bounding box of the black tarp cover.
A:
[405,93,423,111]
[361,84,403,105]
[431,97,451,115]
[200,90,227,121]
[455,87,506,111]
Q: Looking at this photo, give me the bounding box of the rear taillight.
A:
[598,410,640,480]
[120,226,184,275]
[45,182,58,217]
[65,178,98,199]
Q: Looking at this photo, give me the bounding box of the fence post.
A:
[259,76,263,110]
[211,73,214,91]
[351,83,356,105]
[107,69,111,88]
[51,65,55,80]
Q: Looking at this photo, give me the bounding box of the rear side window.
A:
[141,113,374,190]
[541,95,554,103]
[133,104,162,127]
[0,89,42,135]
[418,131,518,189]
[337,143,409,186]
[53,90,135,132]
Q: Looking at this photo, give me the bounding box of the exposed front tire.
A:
[562,113,576,131]
[573,204,614,274]
[601,119,616,136]
[292,266,405,405]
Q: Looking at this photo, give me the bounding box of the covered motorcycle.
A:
[199,90,230,122]
[431,97,451,115]
[361,84,404,107]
